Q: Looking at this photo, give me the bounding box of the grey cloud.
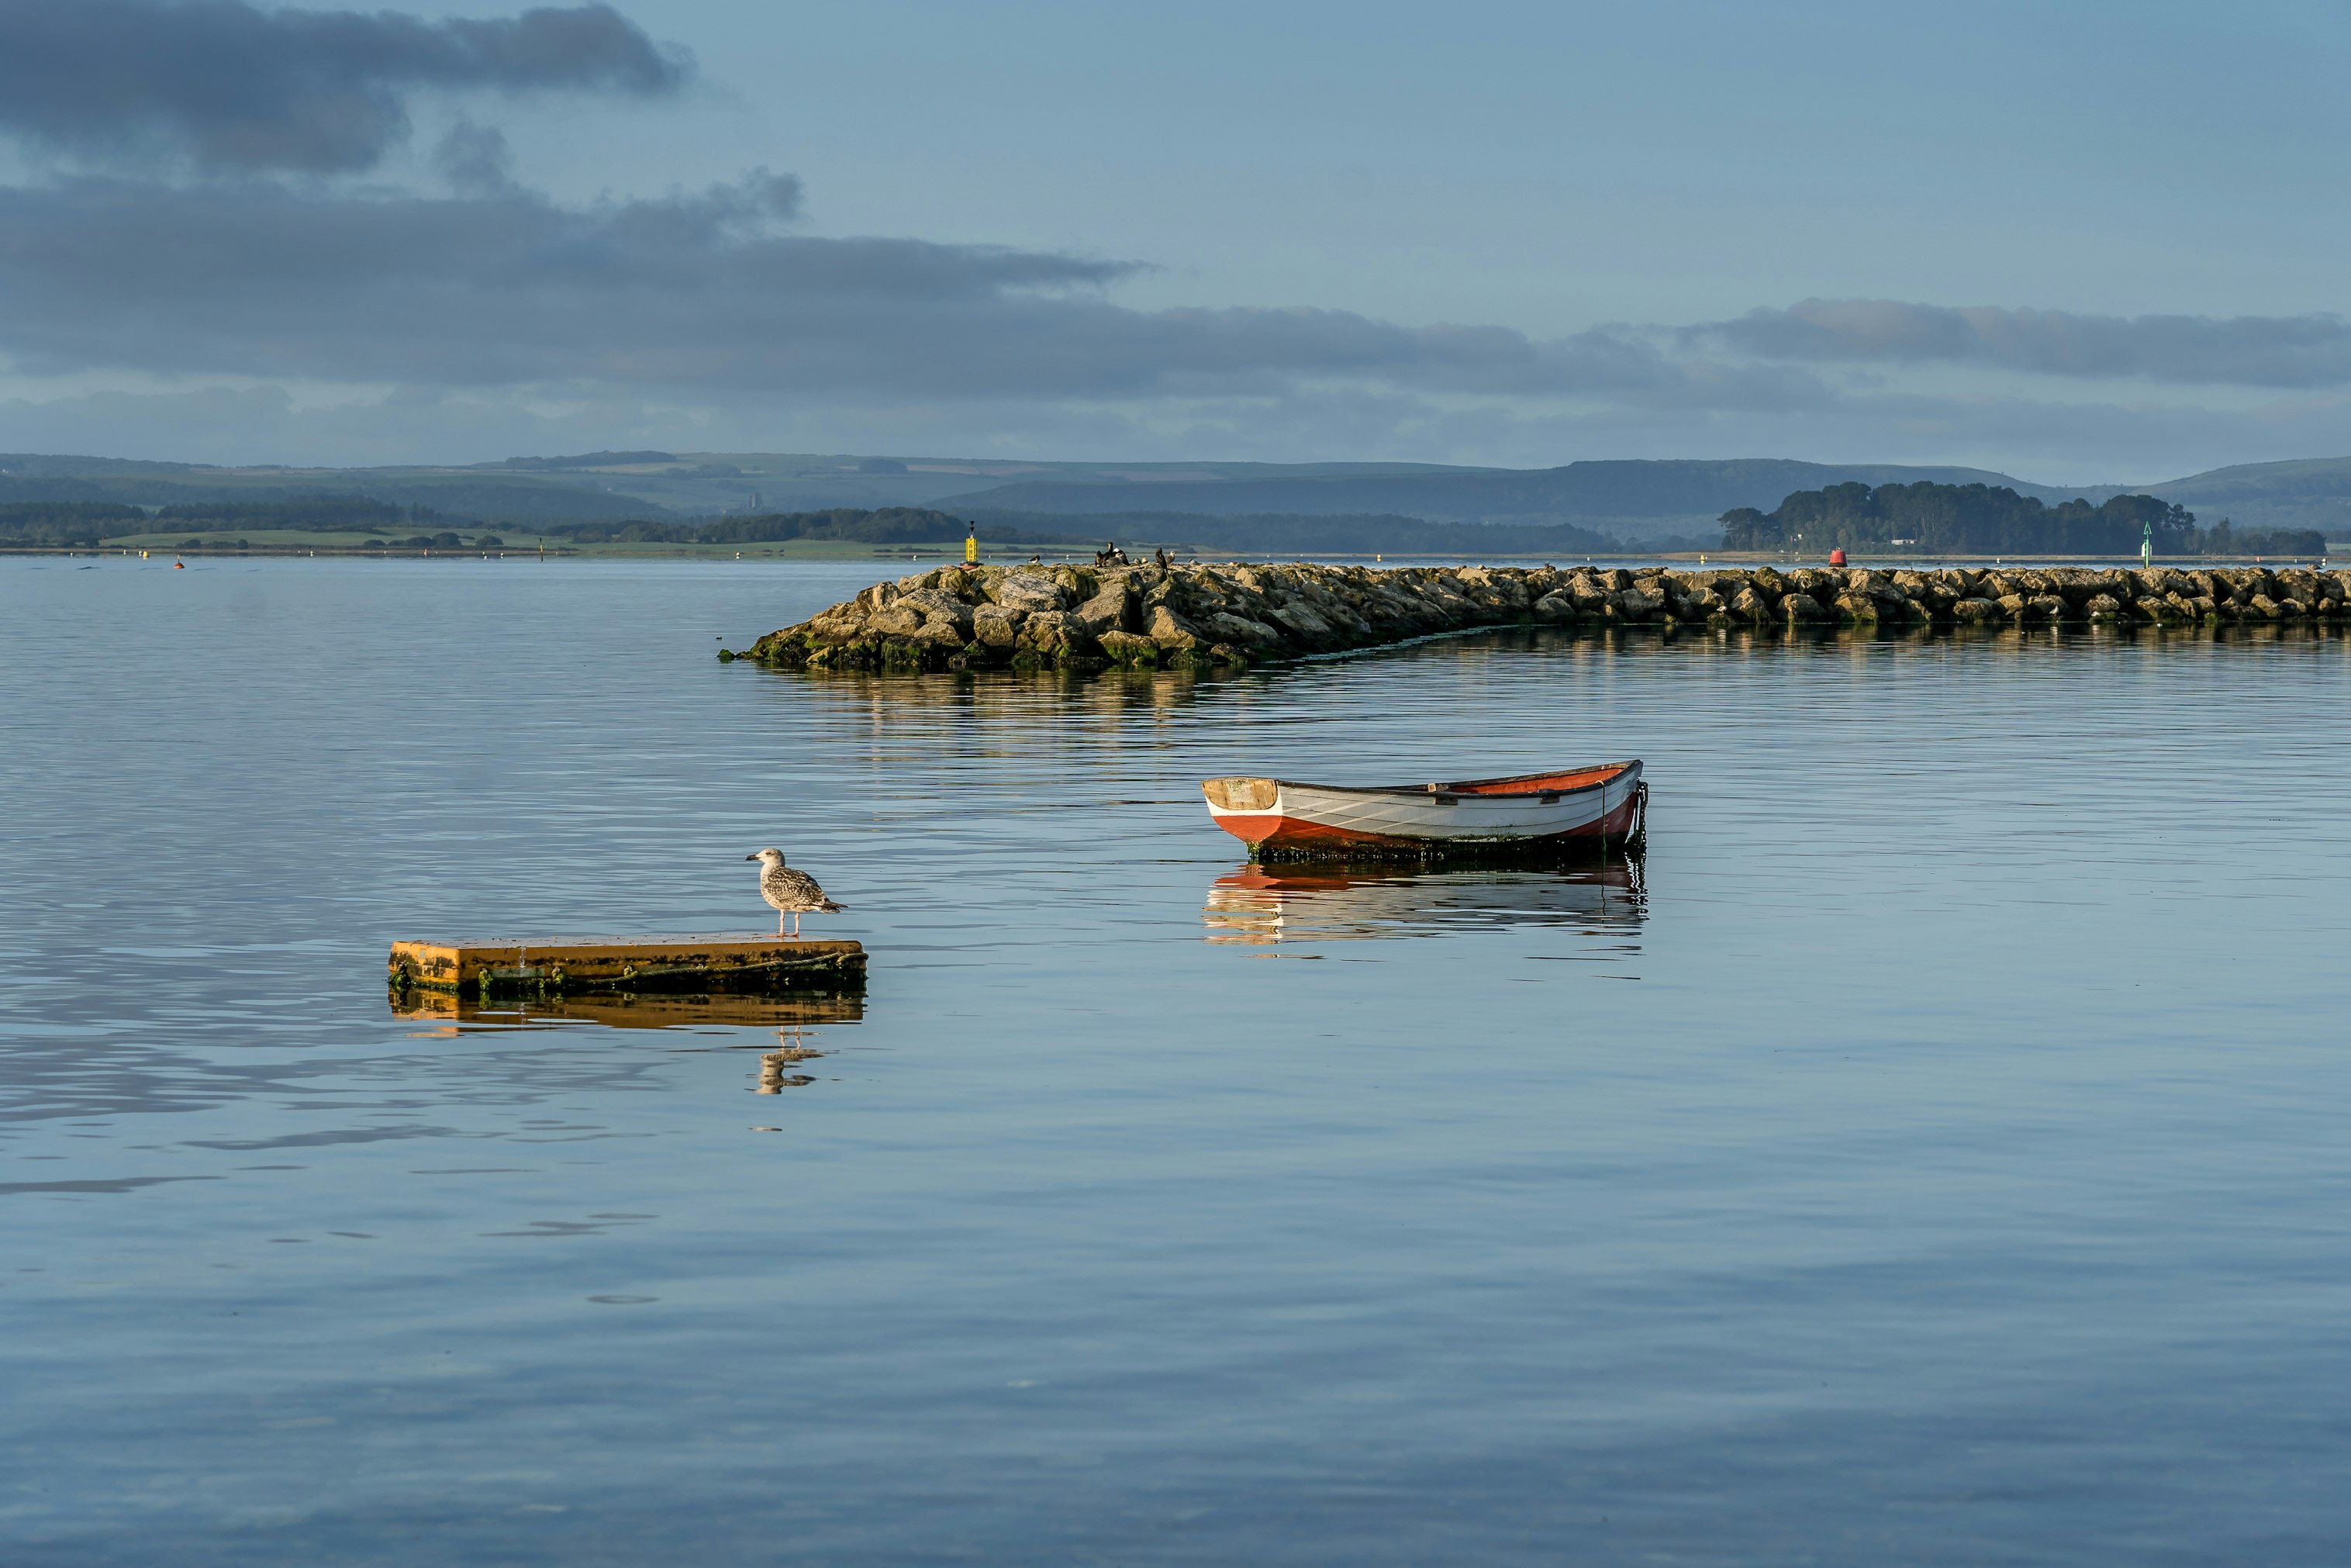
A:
[1696,299,2351,388]
[0,1,689,173]
[0,176,1815,410]
[433,120,517,195]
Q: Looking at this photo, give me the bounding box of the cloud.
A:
[0,165,2330,476]
[0,0,689,173]
[1694,299,2351,389]
[0,0,2329,482]
[432,119,519,195]
[0,174,1836,411]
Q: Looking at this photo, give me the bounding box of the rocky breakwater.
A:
[738,561,2351,672]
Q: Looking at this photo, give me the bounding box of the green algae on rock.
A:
[742,561,2351,672]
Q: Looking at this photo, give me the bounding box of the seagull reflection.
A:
[758,1023,826,1093]
[1203,859,1645,946]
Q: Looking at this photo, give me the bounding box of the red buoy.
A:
[1828,547,1848,566]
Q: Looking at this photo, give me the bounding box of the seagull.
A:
[747,848,844,938]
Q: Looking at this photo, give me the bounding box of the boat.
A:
[1201,761,1645,861]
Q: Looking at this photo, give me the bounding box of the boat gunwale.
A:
[1214,760,1641,803]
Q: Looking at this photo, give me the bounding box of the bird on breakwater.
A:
[747,848,843,938]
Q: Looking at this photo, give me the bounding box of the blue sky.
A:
[2,0,2346,478]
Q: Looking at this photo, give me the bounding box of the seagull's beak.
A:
[744,853,758,860]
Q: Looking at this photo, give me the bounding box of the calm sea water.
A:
[4,556,2349,1566]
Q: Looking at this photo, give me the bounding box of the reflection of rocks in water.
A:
[1204,858,1645,946]
[392,990,865,1031]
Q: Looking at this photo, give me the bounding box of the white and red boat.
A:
[1201,761,1645,860]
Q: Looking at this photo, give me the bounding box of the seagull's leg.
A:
[776,912,787,935]
[791,912,802,938]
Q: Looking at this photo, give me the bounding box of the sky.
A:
[1,0,2348,480]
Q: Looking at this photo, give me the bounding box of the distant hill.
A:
[5,449,2347,546]
[936,459,2070,542]
[2129,457,2351,538]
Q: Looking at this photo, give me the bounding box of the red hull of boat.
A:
[1212,788,1642,855]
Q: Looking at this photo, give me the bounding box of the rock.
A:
[1096,630,1159,665]
[1075,582,1135,636]
[1952,597,2005,625]
[1200,610,1286,646]
[1566,574,1612,611]
[807,607,870,644]
[1147,603,1203,650]
[896,588,977,638]
[972,604,1025,647]
[1611,584,1666,620]
[744,558,2336,676]
[1534,589,1583,621]
[1455,565,1531,610]
[1017,610,1088,653]
[990,572,1066,613]
[1269,602,1338,642]
[1663,576,1724,617]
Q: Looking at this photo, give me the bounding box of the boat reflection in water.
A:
[391,990,865,1090]
[1203,858,1645,948]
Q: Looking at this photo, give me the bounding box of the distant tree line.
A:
[1721,482,2328,557]
[549,506,1628,554]
[0,502,147,546]
[0,495,489,547]
[968,509,1621,556]
[544,507,1082,546]
[154,495,454,532]
[2190,517,2327,557]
